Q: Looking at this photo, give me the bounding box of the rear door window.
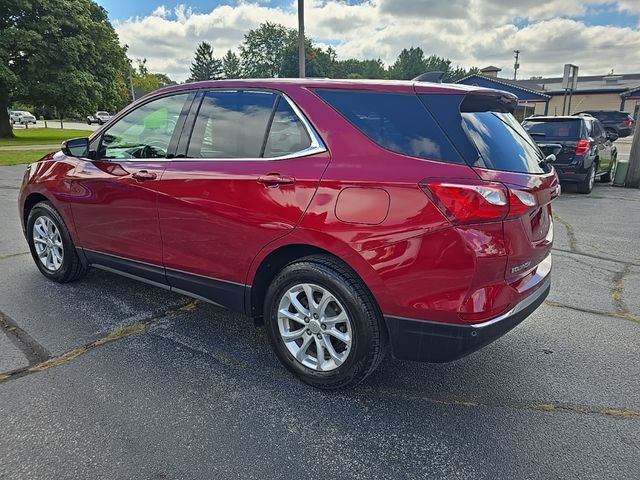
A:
[263,98,312,158]
[314,89,464,163]
[187,91,277,158]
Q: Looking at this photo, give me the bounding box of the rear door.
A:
[156,89,330,309]
[591,120,611,172]
[420,91,557,285]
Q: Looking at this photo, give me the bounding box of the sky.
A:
[95,0,640,82]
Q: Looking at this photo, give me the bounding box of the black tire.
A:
[26,201,88,283]
[98,120,104,125]
[86,119,92,125]
[264,255,387,389]
[577,164,595,194]
[600,155,617,183]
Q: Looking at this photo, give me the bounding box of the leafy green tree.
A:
[388,47,429,80]
[189,42,223,81]
[222,50,243,79]
[280,37,334,78]
[240,22,297,78]
[132,58,174,94]
[0,0,131,137]
[332,58,387,79]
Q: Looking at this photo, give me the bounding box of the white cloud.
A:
[113,0,640,82]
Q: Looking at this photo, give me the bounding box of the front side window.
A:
[100,93,188,160]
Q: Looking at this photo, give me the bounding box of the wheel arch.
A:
[247,241,385,324]
[22,192,51,229]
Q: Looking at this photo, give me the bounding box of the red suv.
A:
[19,79,556,389]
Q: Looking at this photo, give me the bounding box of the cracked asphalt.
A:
[0,163,639,480]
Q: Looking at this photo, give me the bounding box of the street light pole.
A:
[298,0,305,78]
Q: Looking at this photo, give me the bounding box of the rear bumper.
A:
[555,170,587,183]
[384,275,550,363]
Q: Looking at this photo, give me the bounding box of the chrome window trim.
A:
[174,89,327,162]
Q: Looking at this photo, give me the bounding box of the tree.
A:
[240,22,297,78]
[222,50,242,79]
[280,37,334,78]
[388,47,430,80]
[0,0,131,137]
[332,58,387,79]
[188,42,223,82]
[132,58,174,94]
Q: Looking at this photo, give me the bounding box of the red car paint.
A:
[19,79,555,361]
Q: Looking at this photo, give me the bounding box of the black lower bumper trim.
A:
[384,280,551,363]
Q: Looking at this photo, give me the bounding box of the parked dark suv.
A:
[574,110,635,138]
[523,115,618,194]
[19,79,556,389]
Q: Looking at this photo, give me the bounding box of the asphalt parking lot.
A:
[0,164,638,479]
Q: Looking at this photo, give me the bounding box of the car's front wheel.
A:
[265,255,387,389]
[26,201,88,283]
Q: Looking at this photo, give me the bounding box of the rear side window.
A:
[314,89,463,163]
[522,120,581,139]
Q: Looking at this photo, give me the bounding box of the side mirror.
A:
[62,137,90,158]
[606,131,619,142]
[545,153,556,164]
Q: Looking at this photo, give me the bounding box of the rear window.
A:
[314,89,463,163]
[522,120,581,139]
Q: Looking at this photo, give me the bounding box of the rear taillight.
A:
[421,180,537,224]
[623,117,634,126]
[575,138,591,155]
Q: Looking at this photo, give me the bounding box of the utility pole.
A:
[513,50,520,80]
[625,109,640,187]
[298,0,305,78]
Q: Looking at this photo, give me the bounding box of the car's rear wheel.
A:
[600,155,617,183]
[264,255,386,389]
[577,164,595,194]
[27,201,88,283]
[86,119,91,125]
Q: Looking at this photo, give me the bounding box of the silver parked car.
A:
[86,111,113,125]
[10,111,37,125]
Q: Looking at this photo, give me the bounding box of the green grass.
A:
[0,128,92,146]
[0,149,56,166]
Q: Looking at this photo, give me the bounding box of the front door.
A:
[68,92,191,276]
[156,90,330,310]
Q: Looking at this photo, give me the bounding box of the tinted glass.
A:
[263,98,312,158]
[522,120,581,139]
[463,111,545,174]
[100,94,188,159]
[315,89,463,163]
[187,91,276,158]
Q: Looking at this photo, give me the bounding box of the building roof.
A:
[515,73,640,94]
[480,66,502,72]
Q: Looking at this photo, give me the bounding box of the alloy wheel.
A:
[32,215,64,272]
[277,283,352,371]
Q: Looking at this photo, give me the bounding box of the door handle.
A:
[132,170,157,181]
[257,173,295,187]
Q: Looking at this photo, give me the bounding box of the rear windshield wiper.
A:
[528,132,546,137]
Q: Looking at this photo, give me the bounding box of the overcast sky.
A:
[95,0,640,82]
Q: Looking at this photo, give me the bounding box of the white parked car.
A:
[86,111,113,125]
[10,111,37,125]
